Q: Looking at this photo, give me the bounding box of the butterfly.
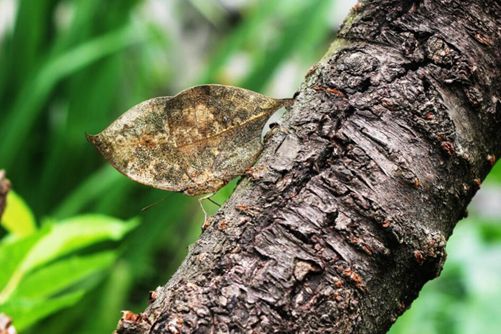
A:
[87,84,292,196]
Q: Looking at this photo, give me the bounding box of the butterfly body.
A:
[88,85,290,195]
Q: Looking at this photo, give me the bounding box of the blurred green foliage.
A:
[389,218,501,334]
[0,191,138,331]
[0,0,337,332]
[0,0,500,333]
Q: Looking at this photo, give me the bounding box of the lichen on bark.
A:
[116,1,501,333]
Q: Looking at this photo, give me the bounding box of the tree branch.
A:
[116,1,501,333]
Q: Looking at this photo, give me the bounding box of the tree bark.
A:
[116,1,501,333]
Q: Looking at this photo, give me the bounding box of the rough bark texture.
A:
[116,1,501,333]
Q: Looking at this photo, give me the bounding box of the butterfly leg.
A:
[206,197,221,207]
[198,192,216,223]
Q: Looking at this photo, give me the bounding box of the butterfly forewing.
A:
[88,85,284,195]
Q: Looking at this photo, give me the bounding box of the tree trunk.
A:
[116,1,501,333]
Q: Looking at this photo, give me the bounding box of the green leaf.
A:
[19,215,138,273]
[0,215,137,305]
[0,231,47,294]
[14,252,116,299]
[1,190,37,237]
[2,290,84,331]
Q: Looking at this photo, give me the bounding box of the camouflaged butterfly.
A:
[87,85,292,196]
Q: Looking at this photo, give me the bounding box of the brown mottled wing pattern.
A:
[87,85,285,195]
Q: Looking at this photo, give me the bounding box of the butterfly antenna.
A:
[141,196,168,212]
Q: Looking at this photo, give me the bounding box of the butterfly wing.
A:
[88,85,284,195]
